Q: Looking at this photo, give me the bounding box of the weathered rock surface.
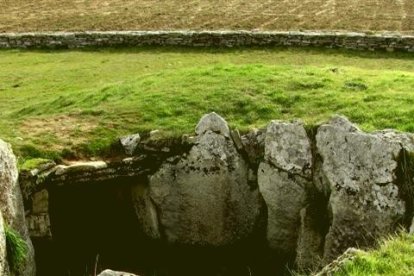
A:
[0,210,8,276]
[0,139,35,276]
[263,121,312,176]
[26,189,51,238]
[136,112,265,246]
[316,116,411,262]
[120,133,141,155]
[98,269,138,276]
[258,121,311,255]
[131,183,160,240]
[241,128,266,166]
[195,112,230,138]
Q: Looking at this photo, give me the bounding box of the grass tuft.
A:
[336,232,414,276]
[5,225,28,274]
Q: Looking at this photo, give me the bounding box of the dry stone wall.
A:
[0,31,413,52]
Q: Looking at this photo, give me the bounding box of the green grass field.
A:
[1,47,414,161]
[336,232,414,276]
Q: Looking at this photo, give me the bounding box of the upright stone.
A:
[0,211,8,275]
[0,139,35,276]
[138,112,265,246]
[258,121,311,256]
[316,116,410,262]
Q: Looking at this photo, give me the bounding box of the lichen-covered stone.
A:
[258,121,311,254]
[195,112,230,138]
[258,163,307,253]
[316,116,409,262]
[120,133,141,155]
[0,139,35,276]
[0,211,8,276]
[264,120,312,176]
[141,113,264,246]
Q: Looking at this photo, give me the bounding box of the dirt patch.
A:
[0,0,413,33]
[19,115,98,150]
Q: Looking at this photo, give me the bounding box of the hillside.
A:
[0,0,414,33]
[0,47,413,161]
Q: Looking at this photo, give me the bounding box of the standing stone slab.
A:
[316,116,409,262]
[141,113,264,246]
[258,121,311,255]
[0,211,8,275]
[131,183,160,240]
[0,139,35,276]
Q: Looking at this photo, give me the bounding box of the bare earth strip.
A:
[0,0,413,33]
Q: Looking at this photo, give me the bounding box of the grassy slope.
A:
[336,232,414,276]
[0,47,414,161]
[0,0,413,33]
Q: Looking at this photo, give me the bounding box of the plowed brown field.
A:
[0,0,413,33]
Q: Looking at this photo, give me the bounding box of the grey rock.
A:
[296,206,326,270]
[26,214,51,239]
[316,116,409,262]
[0,211,8,276]
[31,189,48,214]
[26,189,51,238]
[410,217,414,234]
[241,128,266,165]
[195,112,230,138]
[140,113,264,246]
[230,129,243,150]
[0,139,35,276]
[258,121,311,254]
[120,133,141,155]
[258,163,307,253]
[28,161,55,177]
[98,269,138,276]
[264,120,312,176]
[55,161,107,176]
[131,183,160,240]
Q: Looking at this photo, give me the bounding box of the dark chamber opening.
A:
[34,177,289,276]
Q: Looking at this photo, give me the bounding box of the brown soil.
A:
[0,0,413,34]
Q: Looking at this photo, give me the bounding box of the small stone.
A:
[120,133,141,155]
[149,129,160,137]
[98,269,138,276]
[195,112,230,137]
[55,161,107,176]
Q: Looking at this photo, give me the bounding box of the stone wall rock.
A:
[0,31,413,52]
[0,139,35,276]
